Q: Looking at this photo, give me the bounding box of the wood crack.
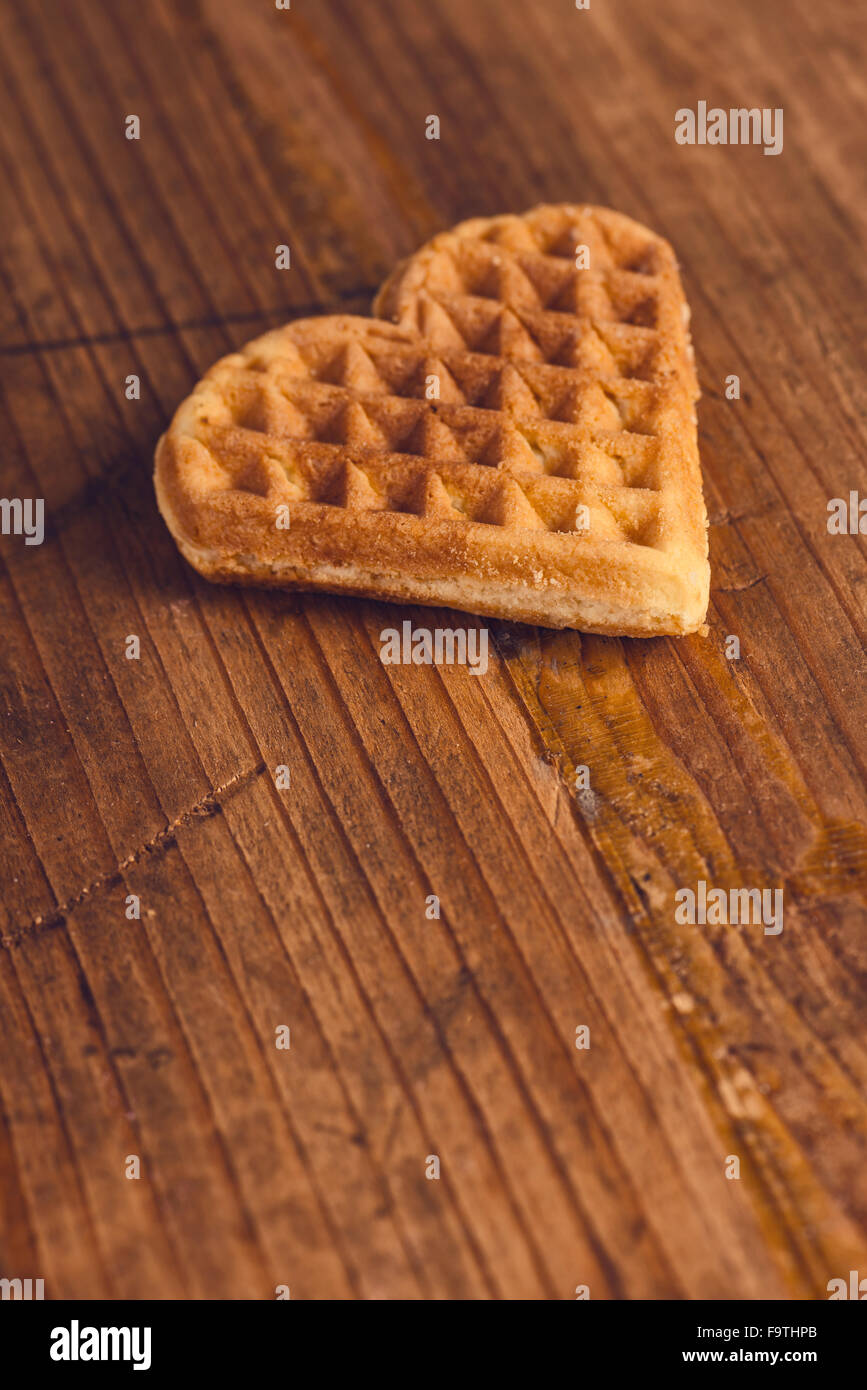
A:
[0,285,378,358]
[715,574,769,593]
[1,761,267,947]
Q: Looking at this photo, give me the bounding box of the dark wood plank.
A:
[1,0,865,1300]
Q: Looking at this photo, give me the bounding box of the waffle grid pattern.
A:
[374,205,695,384]
[156,204,709,634]
[191,205,695,553]
[199,325,674,552]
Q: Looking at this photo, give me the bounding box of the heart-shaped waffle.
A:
[155,205,709,634]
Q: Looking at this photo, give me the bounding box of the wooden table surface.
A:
[1,0,866,1301]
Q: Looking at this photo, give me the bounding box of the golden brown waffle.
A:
[155,204,709,634]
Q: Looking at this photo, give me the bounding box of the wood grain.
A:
[0,0,865,1299]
